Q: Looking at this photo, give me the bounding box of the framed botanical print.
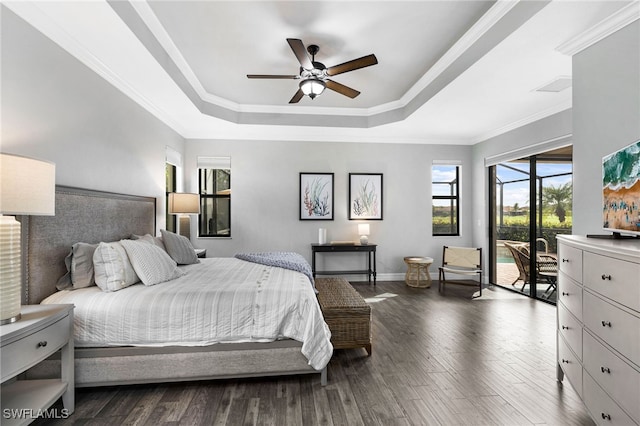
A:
[300,173,334,220]
[349,173,383,220]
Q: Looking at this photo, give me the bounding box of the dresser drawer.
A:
[583,373,637,426]
[584,331,640,423]
[558,334,582,396]
[558,273,582,321]
[558,302,582,361]
[558,243,583,283]
[584,251,640,313]
[1,314,71,381]
[583,291,640,366]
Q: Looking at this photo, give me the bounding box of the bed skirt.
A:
[27,340,327,387]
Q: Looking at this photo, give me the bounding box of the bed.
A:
[22,186,330,387]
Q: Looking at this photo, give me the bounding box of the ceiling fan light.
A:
[300,78,326,99]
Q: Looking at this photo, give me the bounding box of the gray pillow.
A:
[160,229,199,265]
[56,242,98,290]
[120,239,185,286]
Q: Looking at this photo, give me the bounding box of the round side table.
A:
[403,256,434,288]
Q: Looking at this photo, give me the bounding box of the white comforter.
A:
[41,258,333,370]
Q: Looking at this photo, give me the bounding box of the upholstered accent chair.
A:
[438,246,483,298]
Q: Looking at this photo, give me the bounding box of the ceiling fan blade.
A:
[247,74,299,79]
[289,89,304,103]
[326,54,378,76]
[326,79,360,98]
[287,38,313,70]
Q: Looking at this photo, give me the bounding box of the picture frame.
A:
[349,173,383,220]
[299,173,334,220]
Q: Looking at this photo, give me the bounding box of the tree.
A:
[543,182,572,223]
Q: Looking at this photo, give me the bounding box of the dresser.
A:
[556,235,640,425]
[1,304,74,425]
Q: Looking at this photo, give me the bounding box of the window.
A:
[198,157,231,237]
[432,164,460,236]
[165,163,177,233]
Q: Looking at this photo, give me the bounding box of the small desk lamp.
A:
[0,153,55,324]
[168,192,200,239]
[358,223,370,245]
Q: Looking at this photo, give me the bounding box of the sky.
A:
[496,162,572,208]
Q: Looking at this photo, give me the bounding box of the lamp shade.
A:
[168,192,200,214]
[358,224,370,236]
[0,153,56,215]
[0,153,56,324]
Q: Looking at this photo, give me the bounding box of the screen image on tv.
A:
[602,139,640,237]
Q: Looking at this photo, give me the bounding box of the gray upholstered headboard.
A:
[20,186,156,304]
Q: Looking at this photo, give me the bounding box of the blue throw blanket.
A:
[235,252,315,289]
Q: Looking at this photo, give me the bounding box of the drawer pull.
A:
[561,359,569,364]
[562,258,569,263]
[600,366,611,374]
[561,325,569,330]
[601,274,612,280]
[601,321,612,327]
[37,341,48,348]
[601,413,611,421]
[561,292,569,296]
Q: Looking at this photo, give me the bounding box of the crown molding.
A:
[472,99,572,144]
[556,1,640,56]
[401,0,521,105]
[4,1,188,136]
[129,0,522,122]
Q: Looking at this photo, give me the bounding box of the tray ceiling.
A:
[3,1,637,143]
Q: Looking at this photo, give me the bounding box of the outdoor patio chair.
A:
[504,241,557,298]
[438,246,483,297]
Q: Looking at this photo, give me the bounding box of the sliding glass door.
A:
[489,147,572,303]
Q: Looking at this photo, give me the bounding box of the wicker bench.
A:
[315,277,372,356]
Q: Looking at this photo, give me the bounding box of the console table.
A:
[311,243,377,285]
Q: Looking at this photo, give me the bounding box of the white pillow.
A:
[120,239,185,286]
[131,233,166,252]
[93,241,140,292]
[160,229,199,265]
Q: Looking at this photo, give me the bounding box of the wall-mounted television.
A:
[598,139,640,238]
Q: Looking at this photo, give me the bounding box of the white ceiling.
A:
[5,0,638,144]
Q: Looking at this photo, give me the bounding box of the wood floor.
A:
[38,281,594,425]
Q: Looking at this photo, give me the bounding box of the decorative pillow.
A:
[56,242,98,290]
[131,233,166,252]
[120,239,185,286]
[93,241,140,292]
[160,229,199,265]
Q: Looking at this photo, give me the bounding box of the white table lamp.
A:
[0,153,55,324]
[168,192,200,239]
[358,223,370,245]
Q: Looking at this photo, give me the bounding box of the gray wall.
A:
[1,6,184,228]
[185,139,473,278]
[572,21,640,235]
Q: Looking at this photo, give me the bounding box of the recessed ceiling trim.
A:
[116,0,551,128]
[556,1,640,56]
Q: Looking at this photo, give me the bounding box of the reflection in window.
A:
[432,164,460,236]
[198,157,231,237]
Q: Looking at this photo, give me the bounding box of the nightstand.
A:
[195,248,207,258]
[1,304,74,425]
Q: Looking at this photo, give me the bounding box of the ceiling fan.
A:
[247,38,378,104]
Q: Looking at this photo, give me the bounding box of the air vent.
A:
[534,76,572,93]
